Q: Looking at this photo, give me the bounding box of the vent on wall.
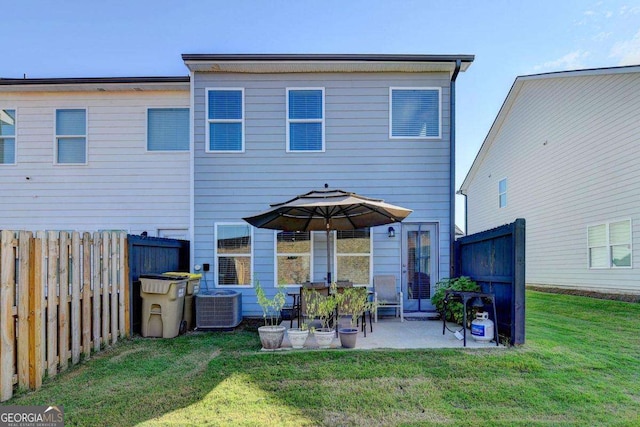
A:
[195,290,242,329]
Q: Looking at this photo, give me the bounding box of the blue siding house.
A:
[182,54,474,316]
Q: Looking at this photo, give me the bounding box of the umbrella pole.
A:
[326,228,332,285]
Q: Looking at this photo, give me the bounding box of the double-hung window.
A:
[588,220,632,268]
[215,223,252,286]
[390,87,441,139]
[0,109,16,164]
[207,88,244,152]
[55,109,87,164]
[499,178,507,208]
[335,229,372,285]
[286,88,324,152]
[275,231,312,286]
[147,108,189,151]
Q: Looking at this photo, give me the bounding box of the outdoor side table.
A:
[442,290,499,347]
[287,291,301,328]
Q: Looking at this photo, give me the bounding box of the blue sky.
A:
[3,0,640,228]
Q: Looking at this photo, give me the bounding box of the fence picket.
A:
[101,232,110,346]
[110,232,118,344]
[0,230,16,401]
[29,234,43,390]
[71,232,81,365]
[46,231,58,378]
[82,233,92,359]
[17,231,32,390]
[58,232,69,371]
[92,232,101,352]
[119,233,128,338]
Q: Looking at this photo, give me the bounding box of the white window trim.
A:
[145,107,190,153]
[334,228,374,287]
[273,230,315,288]
[53,107,88,166]
[499,177,507,208]
[205,88,245,153]
[587,219,633,269]
[214,222,254,288]
[389,87,442,140]
[286,87,326,153]
[0,107,17,166]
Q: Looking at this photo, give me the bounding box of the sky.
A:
[3,0,640,230]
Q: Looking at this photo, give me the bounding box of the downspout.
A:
[449,59,461,278]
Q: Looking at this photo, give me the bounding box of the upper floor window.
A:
[55,109,87,164]
[147,108,189,151]
[588,220,632,269]
[215,223,252,286]
[0,109,16,165]
[390,88,441,139]
[335,229,372,286]
[286,88,324,152]
[499,178,507,208]
[206,88,244,152]
[275,231,312,286]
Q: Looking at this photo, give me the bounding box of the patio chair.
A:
[373,275,404,322]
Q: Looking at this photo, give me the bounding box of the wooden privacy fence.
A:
[0,230,129,402]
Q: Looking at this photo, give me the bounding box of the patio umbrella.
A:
[243,185,413,284]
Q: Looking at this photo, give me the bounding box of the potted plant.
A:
[286,315,310,349]
[336,287,375,348]
[303,285,337,349]
[255,282,286,350]
[432,276,480,327]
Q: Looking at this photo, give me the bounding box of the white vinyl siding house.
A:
[0,78,191,234]
[460,66,640,294]
[184,54,473,316]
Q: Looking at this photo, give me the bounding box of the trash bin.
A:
[162,272,202,331]
[140,274,187,338]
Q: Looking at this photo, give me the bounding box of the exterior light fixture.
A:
[388,226,395,238]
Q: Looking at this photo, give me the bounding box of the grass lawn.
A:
[6,291,640,426]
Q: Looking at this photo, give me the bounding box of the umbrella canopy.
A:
[243,186,413,284]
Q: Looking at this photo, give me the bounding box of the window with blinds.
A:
[207,89,244,152]
[390,88,441,139]
[588,220,631,268]
[215,223,252,286]
[0,109,16,164]
[276,231,312,286]
[286,88,324,152]
[147,108,189,151]
[56,109,87,164]
[335,229,372,286]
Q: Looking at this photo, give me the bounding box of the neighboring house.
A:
[459,65,640,294]
[1,53,475,316]
[183,54,473,315]
[0,77,191,237]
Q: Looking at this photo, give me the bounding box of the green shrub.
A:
[432,276,480,325]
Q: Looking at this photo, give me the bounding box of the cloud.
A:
[533,50,591,72]
[619,5,640,16]
[610,30,640,65]
[593,31,612,41]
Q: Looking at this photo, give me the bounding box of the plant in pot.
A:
[432,276,480,327]
[336,287,375,348]
[255,282,287,350]
[303,285,337,349]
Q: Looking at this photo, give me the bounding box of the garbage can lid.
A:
[163,272,202,279]
[140,274,177,280]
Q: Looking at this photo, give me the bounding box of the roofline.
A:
[459,63,640,194]
[0,76,190,86]
[181,53,475,63]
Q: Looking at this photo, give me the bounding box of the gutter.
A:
[449,59,461,278]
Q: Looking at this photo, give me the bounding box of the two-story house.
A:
[1,53,473,316]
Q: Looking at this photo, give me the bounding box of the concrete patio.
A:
[276,316,504,350]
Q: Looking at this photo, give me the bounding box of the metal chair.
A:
[373,275,404,322]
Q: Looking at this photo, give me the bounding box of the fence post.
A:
[92,232,101,352]
[82,233,92,359]
[71,232,81,365]
[110,232,118,344]
[46,231,59,378]
[58,232,69,372]
[0,230,16,401]
[118,233,127,338]
[101,232,110,346]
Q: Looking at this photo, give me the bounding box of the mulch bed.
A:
[527,285,640,303]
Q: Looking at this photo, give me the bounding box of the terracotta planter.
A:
[258,325,286,350]
[313,328,335,349]
[338,327,358,348]
[287,328,309,349]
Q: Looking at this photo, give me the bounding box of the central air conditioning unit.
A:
[195,290,242,329]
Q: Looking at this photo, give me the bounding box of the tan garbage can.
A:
[140,274,187,338]
[163,272,202,331]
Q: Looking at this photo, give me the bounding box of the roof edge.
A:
[181,53,475,63]
[0,76,190,86]
[517,63,640,81]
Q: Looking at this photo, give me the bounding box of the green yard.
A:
[7,291,640,426]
